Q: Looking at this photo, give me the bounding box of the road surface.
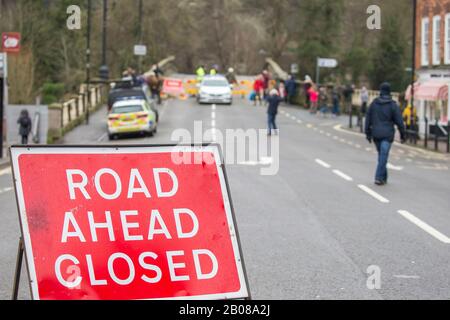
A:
[1,96,449,299]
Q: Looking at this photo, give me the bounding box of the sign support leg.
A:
[11,237,24,300]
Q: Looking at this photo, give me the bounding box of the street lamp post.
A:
[411,0,417,143]
[138,0,143,74]
[99,0,109,81]
[86,0,92,125]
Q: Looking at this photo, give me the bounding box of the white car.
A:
[197,75,233,105]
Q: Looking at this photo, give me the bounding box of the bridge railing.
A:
[47,85,104,143]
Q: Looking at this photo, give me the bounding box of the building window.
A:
[422,18,430,66]
[445,14,450,64]
[432,16,441,65]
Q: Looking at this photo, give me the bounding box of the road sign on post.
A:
[316,58,338,86]
[134,45,147,56]
[10,145,250,300]
[2,32,21,53]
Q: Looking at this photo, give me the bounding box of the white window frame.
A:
[432,15,441,65]
[422,17,430,66]
[445,14,450,64]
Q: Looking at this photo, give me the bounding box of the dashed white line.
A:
[0,187,13,195]
[393,275,420,279]
[212,104,216,110]
[211,119,216,127]
[211,111,216,119]
[97,133,107,142]
[397,210,450,244]
[297,119,303,124]
[358,185,390,203]
[315,159,331,169]
[333,170,353,181]
[0,167,11,176]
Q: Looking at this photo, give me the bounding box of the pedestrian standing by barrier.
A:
[285,74,297,105]
[262,70,271,99]
[253,75,265,106]
[365,83,406,186]
[319,87,329,117]
[343,84,355,127]
[196,65,206,83]
[17,109,32,145]
[359,86,369,127]
[332,87,341,117]
[267,89,282,136]
[308,85,319,114]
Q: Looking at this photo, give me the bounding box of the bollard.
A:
[447,121,450,153]
[349,104,353,129]
[435,119,439,151]
[424,117,428,149]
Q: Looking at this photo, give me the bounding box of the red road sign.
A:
[162,78,184,95]
[10,145,249,300]
[2,32,21,53]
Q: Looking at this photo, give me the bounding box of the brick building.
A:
[411,0,450,134]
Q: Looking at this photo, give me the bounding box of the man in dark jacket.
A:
[17,109,32,145]
[365,82,406,185]
[285,74,297,105]
[267,89,282,136]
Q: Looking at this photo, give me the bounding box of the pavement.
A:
[1,96,450,300]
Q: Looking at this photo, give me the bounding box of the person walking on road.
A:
[17,109,32,145]
[267,89,282,136]
[365,82,406,186]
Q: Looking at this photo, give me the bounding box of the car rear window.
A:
[111,105,144,114]
[202,80,229,87]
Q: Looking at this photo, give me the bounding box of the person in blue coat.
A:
[365,82,406,185]
[284,74,297,105]
[267,89,283,136]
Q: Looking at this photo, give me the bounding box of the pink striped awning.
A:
[406,81,449,101]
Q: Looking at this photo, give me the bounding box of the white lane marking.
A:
[315,159,331,169]
[0,187,13,195]
[307,124,313,128]
[326,133,331,137]
[211,111,216,119]
[366,147,372,152]
[239,157,273,166]
[332,170,353,181]
[97,132,107,142]
[297,119,303,124]
[0,167,12,176]
[291,116,296,120]
[212,104,216,110]
[387,163,404,171]
[211,119,216,127]
[358,185,390,203]
[319,130,325,134]
[355,144,362,149]
[393,275,421,279]
[398,210,450,244]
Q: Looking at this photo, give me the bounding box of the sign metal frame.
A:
[9,144,251,300]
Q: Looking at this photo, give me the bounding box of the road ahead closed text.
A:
[12,146,248,300]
